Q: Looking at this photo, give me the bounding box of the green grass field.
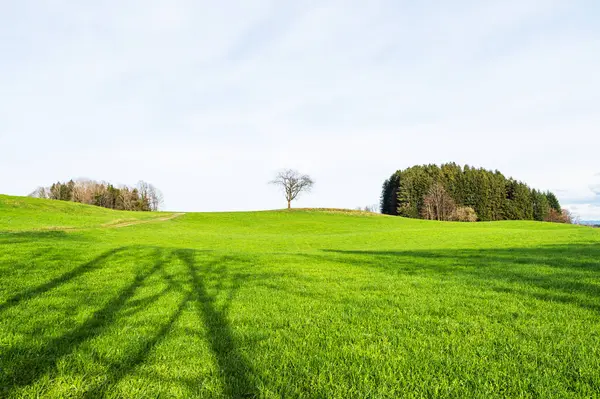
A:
[1,195,600,398]
[0,195,173,231]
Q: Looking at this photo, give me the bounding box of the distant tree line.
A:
[356,204,380,213]
[29,179,163,211]
[380,163,571,223]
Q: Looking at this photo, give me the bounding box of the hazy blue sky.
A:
[1,1,599,218]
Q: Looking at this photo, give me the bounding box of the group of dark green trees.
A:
[29,179,163,211]
[380,163,570,223]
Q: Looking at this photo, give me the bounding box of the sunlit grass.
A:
[1,197,599,397]
[0,195,170,231]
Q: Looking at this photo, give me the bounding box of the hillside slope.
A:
[1,197,599,398]
[0,195,173,231]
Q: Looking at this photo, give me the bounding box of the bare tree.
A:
[421,182,456,221]
[546,208,576,224]
[137,181,149,199]
[72,179,95,204]
[147,183,164,211]
[28,187,48,199]
[136,181,151,211]
[560,208,577,224]
[270,169,314,209]
[357,204,380,213]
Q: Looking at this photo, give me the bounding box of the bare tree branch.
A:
[270,169,314,209]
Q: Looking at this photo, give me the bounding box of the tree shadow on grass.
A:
[81,294,191,398]
[320,243,600,313]
[0,247,168,396]
[1,247,263,398]
[0,247,127,314]
[176,249,259,398]
[0,230,84,244]
[83,250,261,398]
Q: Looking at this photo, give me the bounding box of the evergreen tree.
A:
[532,190,550,221]
[545,191,561,213]
[380,163,560,222]
[380,172,401,215]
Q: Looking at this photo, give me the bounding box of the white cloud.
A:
[0,0,599,214]
[565,204,600,221]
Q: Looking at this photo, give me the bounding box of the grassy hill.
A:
[0,194,173,231]
[1,196,599,398]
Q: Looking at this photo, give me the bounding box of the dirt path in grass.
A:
[2,213,186,234]
[105,213,186,229]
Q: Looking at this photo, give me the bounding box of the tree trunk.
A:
[287,200,291,209]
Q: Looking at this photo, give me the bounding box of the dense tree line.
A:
[29,179,163,211]
[380,163,570,222]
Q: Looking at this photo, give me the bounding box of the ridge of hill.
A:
[0,194,173,231]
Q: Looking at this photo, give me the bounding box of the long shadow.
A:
[176,249,258,398]
[2,247,269,396]
[82,294,191,398]
[321,243,600,313]
[0,247,126,314]
[0,230,78,244]
[323,244,600,273]
[79,250,210,397]
[0,248,166,396]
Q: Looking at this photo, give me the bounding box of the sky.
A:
[1,1,599,218]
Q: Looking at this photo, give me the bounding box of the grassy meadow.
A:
[1,195,600,398]
[0,195,172,231]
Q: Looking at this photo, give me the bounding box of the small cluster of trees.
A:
[420,182,478,222]
[381,163,570,223]
[356,204,379,213]
[29,179,163,211]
